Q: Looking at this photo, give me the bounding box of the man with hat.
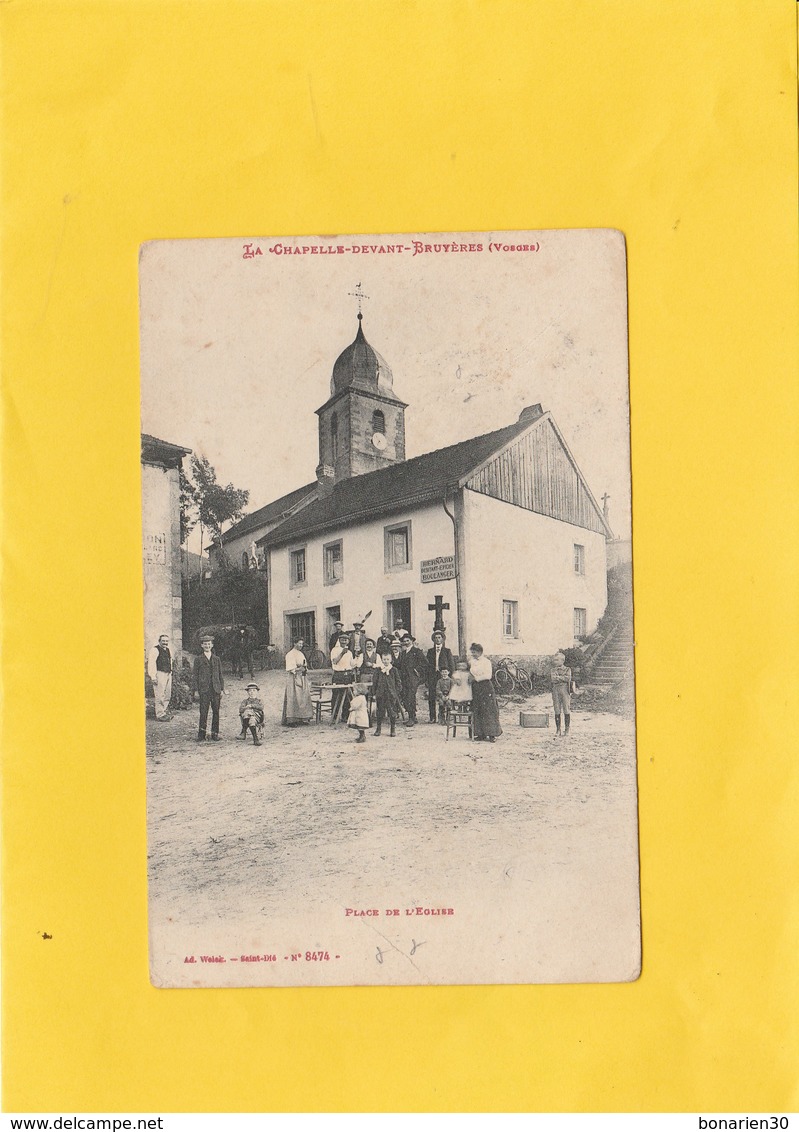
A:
[238,681,264,745]
[350,619,367,661]
[397,634,428,727]
[328,620,345,651]
[147,632,173,721]
[376,625,393,655]
[426,630,454,723]
[330,631,362,722]
[192,634,226,741]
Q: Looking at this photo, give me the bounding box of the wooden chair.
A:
[310,683,333,724]
[446,700,473,741]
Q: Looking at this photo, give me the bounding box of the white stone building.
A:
[232,314,613,662]
[141,433,191,656]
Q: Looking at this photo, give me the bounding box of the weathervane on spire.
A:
[348,282,369,320]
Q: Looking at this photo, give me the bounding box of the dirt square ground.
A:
[146,669,640,987]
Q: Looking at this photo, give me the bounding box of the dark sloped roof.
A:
[262,415,539,549]
[141,433,191,468]
[217,481,318,544]
[330,315,395,398]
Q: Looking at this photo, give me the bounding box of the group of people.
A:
[280,620,503,744]
[148,622,579,746]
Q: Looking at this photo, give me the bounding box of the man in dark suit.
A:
[426,630,455,722]
[397,635,428,727]
[376,625,393,655]
[192,634,227,740]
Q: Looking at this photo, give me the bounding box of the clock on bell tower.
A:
[315,312,407,487]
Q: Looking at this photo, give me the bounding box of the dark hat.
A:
[200,634,214,643]
[246,682,260,691]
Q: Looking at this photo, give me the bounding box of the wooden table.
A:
[316,682,352,725]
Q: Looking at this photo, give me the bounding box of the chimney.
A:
[316,463,335,498]
[518,403,544,424]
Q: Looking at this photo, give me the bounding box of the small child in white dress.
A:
[347,682,370,743]
[448,661,473,705]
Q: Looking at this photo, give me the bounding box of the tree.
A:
[189,454,249,570]
[179,464,198,546]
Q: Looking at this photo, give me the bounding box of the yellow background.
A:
[2,0,798,1113]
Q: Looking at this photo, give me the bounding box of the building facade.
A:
[255,315,612,663]
[141,433,191,656]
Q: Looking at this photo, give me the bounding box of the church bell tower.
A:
[315,312,407,489]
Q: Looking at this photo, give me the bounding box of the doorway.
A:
[325,605,341,640]
[385,597,412,636]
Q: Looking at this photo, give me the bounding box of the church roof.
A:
[261,412,547,549]
[328,314,396,398]
[213,480,318,545]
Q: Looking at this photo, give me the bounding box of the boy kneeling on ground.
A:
[238,682,265,745]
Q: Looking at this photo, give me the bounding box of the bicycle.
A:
[305,645,329,671]
[259,645,285,671]
[493,657,533,696]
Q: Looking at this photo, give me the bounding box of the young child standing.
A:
[550,651,575,737]
[448,660,473,705]
[347,682,370,744]
[238,682,264,745]
[373,651,404,737]
[436,668,453,723]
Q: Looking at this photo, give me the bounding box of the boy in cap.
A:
[238,681,264,745]
[192,634,226,741]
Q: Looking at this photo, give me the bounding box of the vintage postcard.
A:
[140,229,639,987]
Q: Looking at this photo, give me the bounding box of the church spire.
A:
[315,304,407,486]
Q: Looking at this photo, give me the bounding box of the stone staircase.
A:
[587,628,635,685]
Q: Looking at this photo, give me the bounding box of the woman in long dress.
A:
[282,637,314,726]
[468,643,502,742]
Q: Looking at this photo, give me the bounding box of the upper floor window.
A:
[573,544,585,575]
[330,413,339,462]
[385,521,411,571]
[323,539,343,585]
[574,607,587,638]
[372,409,385,434]
[290,547,307,587]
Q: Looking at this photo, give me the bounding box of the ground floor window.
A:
[502,599,519,638]
[573,607,587,638]
[286,610,316,650]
